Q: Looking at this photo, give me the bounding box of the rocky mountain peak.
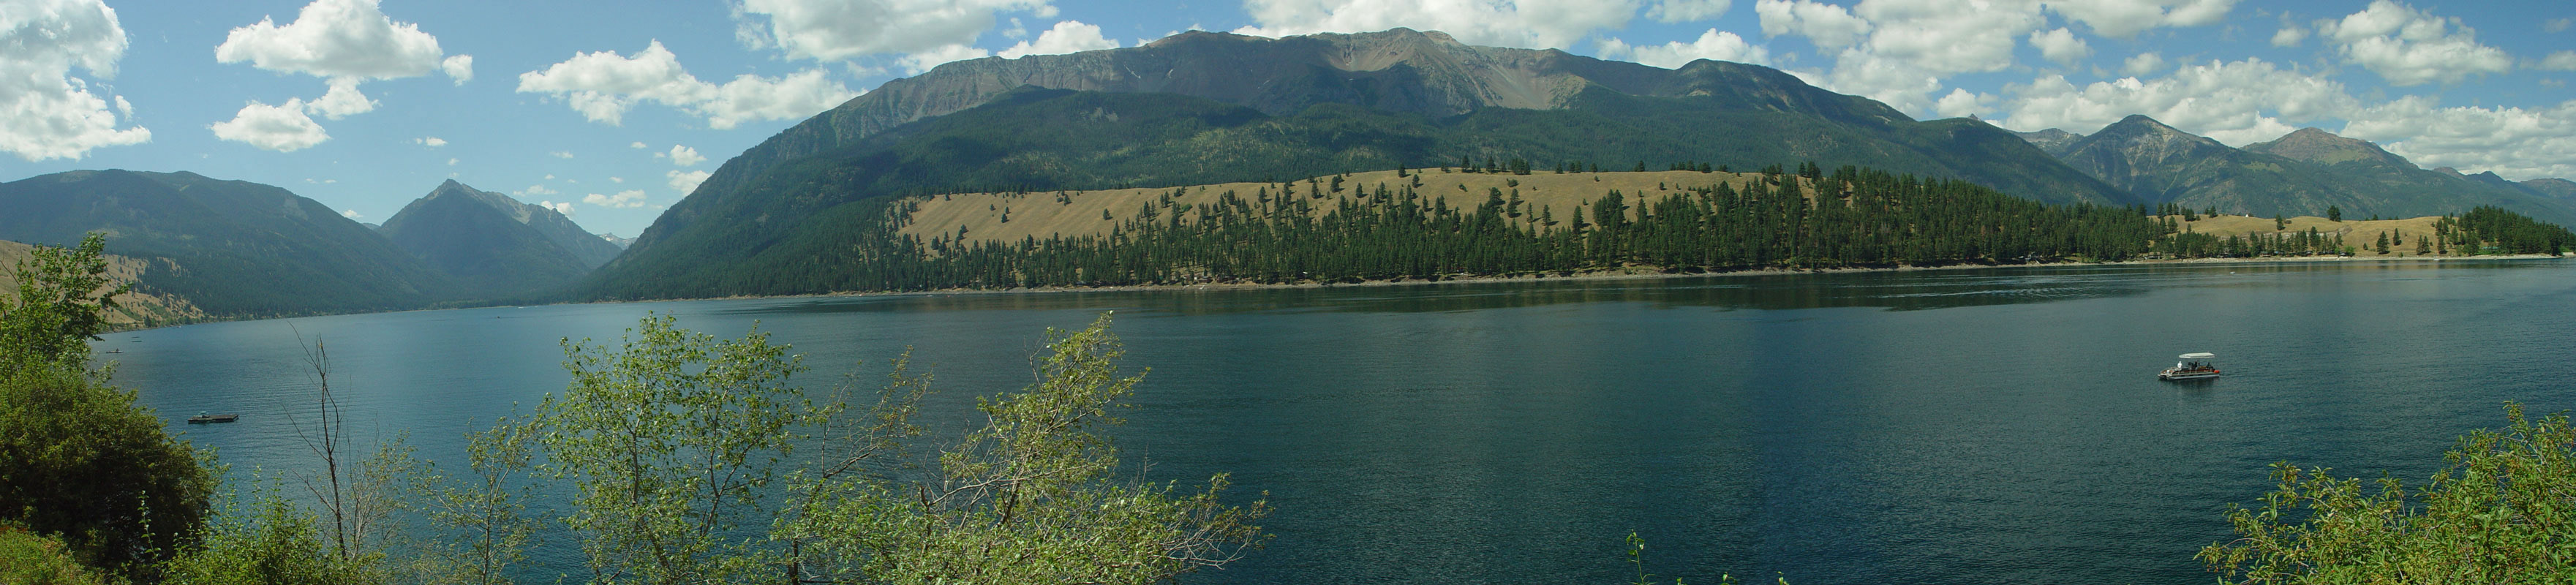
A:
[2012,127,2085,156]
[2245,127,2409,168]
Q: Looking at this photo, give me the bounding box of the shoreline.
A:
[95,254,2566,334]
[665,253,2569,303]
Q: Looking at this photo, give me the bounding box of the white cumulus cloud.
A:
[2271,23,2308,47]
[698,69,860,128]
[1932,87,1992,118]
[1597,29,1770,69]
[1646,0,1731,23]
[667,170,712,195]
[2029,27,2090,67]
[895,44,993,74]
[659,145,705,166]
[0,0,151,162]
[415,136,445,147]
[215,0,457,80]
[304,78,375,118]
[1756,0,1872,49]
[736,0,1055,64]
[340,208,364,219]
[209,99,330,152]
[2342,97,2576,180]
[1996,58,2357,146]
[2314,0,2512,86]
[2044,0,2237,39]
[2122,52,2166,76]
[441,54,472,84]
[519,184,558,196]
[629,141,647,148]
[2535,51,2576,72]
[517,40,856,128]
[210,0,467,151]
[584,189,651,209]
[1234,0,1644,50]
[996,20,1121,58]
[538,200,575,215]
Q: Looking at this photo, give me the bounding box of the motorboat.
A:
[2159,352,2221,381]
[187,412,239,424]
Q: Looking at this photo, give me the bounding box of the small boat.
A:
[102,349,123,354]
[2159,352,2221,381]
[187,412,239,424]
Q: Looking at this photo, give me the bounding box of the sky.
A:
[3,0,2572,238]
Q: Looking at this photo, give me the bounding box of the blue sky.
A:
[3,0,2572,238]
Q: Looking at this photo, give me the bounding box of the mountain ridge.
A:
[377,181,600,297]
[0,169,459,316]
[621,28,2120,268]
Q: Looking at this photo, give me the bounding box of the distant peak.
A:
[2245,126,2406,167]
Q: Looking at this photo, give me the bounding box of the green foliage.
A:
[0,233,125,367]
[534,314,835,585]
[777,312,1268,584]
[162,484,382,585]
[413,416,540,585]
[0,528,113,585]
[0,234,216,582]
[2199,404,2576,584]
[2447,206,2576,255]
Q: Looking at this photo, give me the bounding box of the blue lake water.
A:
[102,259,2576,584]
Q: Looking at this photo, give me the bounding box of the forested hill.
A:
[586,160,2566,298]
[584,84,2126,300]
[656,27,2125,250]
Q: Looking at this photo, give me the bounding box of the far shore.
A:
[674,252,2569,303]
[92,253,2567,334]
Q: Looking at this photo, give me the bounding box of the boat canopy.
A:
[2178,352,2215,359]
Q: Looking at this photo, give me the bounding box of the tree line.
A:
[787,165,2571,292]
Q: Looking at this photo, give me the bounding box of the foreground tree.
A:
[776,312,1268,584]
[2200,403,2576,583]
[0,233,127,368]
[0,233,216,581]
[535,314,835,585]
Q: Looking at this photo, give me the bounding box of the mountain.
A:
[600,233,634,249]
[377,180,602,296]
[2026,118,2576,224]
[2526,178,2576,199]
[0,170,458,316]
[2239,128,2576,222]
[2015,128,2084,156]
[2436,167,2550,199]
[589,28,2128,300]
[2048,115,2357,214]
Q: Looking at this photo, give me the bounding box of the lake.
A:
[103,259,2576,584]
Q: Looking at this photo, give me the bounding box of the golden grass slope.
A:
[0,240,208,328]
[2168,214,2451,257]
[900,169,1783,244]
[901,167,2482,260]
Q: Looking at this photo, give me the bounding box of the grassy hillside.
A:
[899,169,1780,244]
[0,240,208,328]
[2166,214,2495,257]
